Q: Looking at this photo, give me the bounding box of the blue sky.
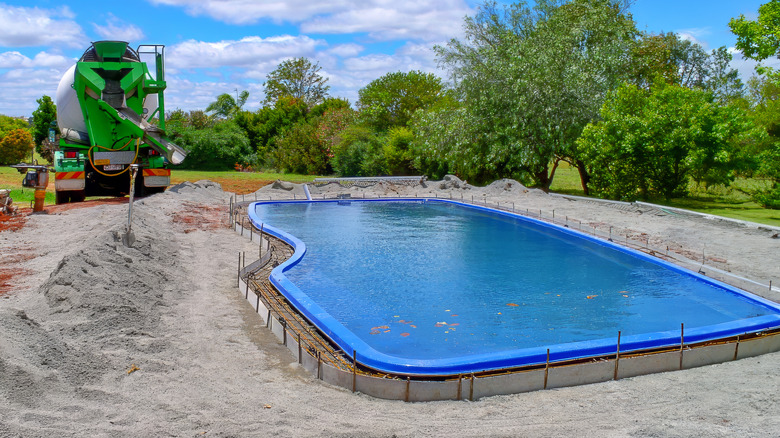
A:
[0,0,771,117]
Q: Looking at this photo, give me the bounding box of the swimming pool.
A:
[248,199,780,376]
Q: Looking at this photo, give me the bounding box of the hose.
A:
[87,137,141,177]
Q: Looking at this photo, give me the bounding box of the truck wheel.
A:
[55,191,70,205]
[70,190,86,203]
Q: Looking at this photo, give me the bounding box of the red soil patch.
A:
[0,248,35,296]
[171,201,227,233]
[0,209,28,233]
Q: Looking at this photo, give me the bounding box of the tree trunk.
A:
[575,159,590,196]
[535,165,551,192]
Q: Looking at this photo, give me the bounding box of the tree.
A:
[578,82,746,200]
[357,71,446,132]
[429,0,638,188]
[0,115,29,138]
[31,95,57,162]
[629,33,744,101]
[172,120,251,170]
[235,96,308,166]
[263,58,330,108]
[0,128,34,165]
[205,90,249,119]
[730,0,780,80]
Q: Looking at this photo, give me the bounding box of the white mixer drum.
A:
[55,64,87,136]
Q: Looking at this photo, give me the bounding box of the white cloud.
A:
[728,47,780,83]
[93,13,146,42]
[0,67,67,116]
[325,43,364,58]
[148,0,472,42]
[0,51,73,69]
[302,1,472,42]
[148,0,346,25]
[167,35,325,71]
[0,4,85,48]
[677,28,711,50]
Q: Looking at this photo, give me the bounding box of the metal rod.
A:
[679,323,685,370]
[317,352,322,379]
[245,279,249,299]
[352,351,357,393]
[457,375,462,400]
[469,374,474,401]
[734,335,740,361]
[614,331,621,380]
[405,377,410,402]
[256,293,260,312]
[298,333,302,364]
[237,252,240,287]
[544,349,550,389]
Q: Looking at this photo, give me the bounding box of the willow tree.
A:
[417,0,637,189]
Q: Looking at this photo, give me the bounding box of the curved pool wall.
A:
[245,199,780,377]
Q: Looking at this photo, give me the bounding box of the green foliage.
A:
[309,97,351,118]
[205,90,249,119]
[31,95,57,162]
[235,96,308,166]
[429,0,638,188]
[330,125,385,176]
[0,128,34,165]
[263,58,330,108]
[579,83,745,200]
[273,120,331,175]
[170,120,251,170]
[730,0,780,79]
[382,127,415,175]
[357,71,446,132]
[0,115,29,138]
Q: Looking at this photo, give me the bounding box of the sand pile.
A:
[1,179,779,437]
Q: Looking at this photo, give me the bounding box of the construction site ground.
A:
[0,177,778,437]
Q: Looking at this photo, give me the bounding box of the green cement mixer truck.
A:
[53,41,186,204]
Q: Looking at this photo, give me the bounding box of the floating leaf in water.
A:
[449,323,460,327]
[587,295,598,299]
[410,325,417,328]
[497,312,502,315]
[507,303,519,307]
[451,314,459,317]
[400,332,410,337]
[370,330,381,335]
[372,325,389,330]
[383,330,390,333]
[435,322,447,327]
[622,294,629,298]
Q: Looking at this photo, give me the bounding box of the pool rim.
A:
[247,198,780,376]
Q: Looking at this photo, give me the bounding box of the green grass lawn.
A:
[549,163,780,227]
[3,162,778,226]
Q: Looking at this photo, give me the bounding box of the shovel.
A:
[122,164,140,247]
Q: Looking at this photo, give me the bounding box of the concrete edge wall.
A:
[237,277,780,402]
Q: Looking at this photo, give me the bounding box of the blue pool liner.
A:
[247,199,780,376]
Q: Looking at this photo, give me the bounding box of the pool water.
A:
[250,200,780,375]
